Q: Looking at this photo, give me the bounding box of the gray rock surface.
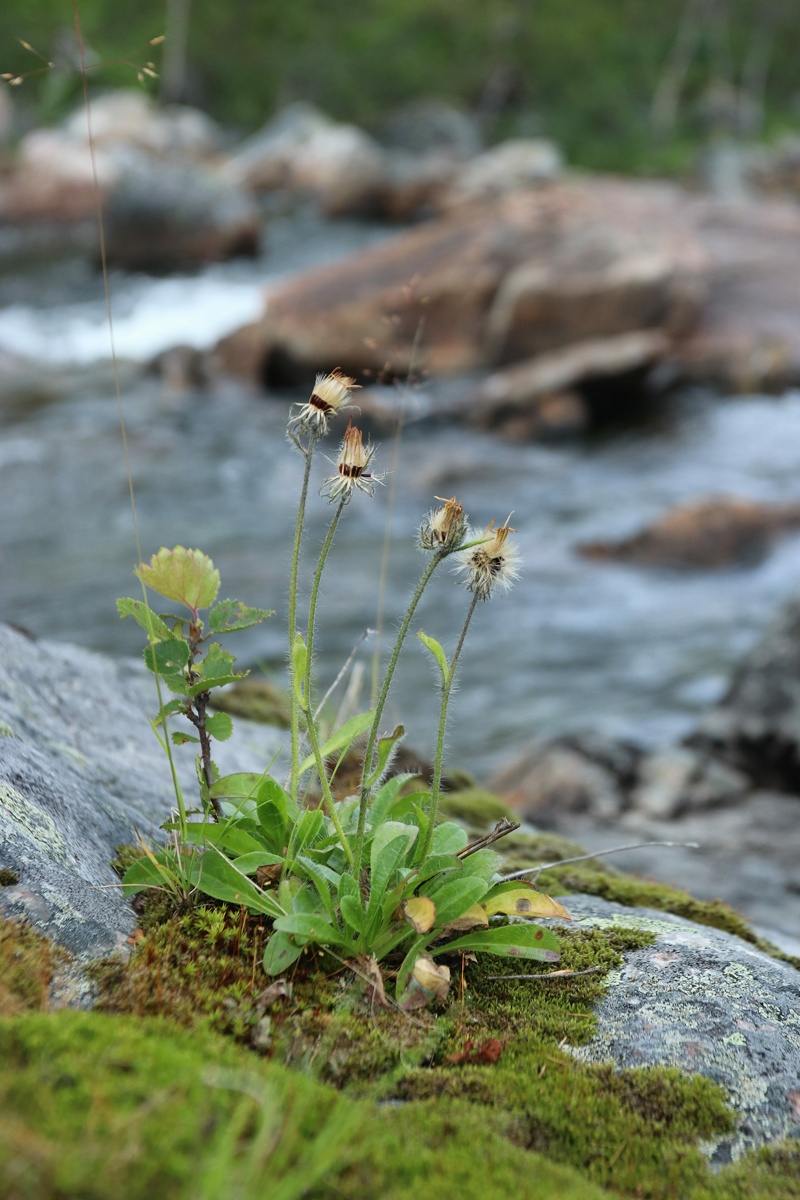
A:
[564,893,800,1162]
[0,622,282,958]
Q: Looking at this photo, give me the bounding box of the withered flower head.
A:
[288,369,359,440]
[419,495,468,552]
[455,514,520,600]
[320,422,385,503]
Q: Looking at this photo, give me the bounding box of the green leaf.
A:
[263,931,304,975]
[231,851,284,875]
[209,773,267,802]
[209,598,274,633]
[366,822,418,938]
[179,824,266,856]
[337,873,365,935]
[292,635,308,706]
[298,710,376,778]
[418,630,449,684]
[120,851,181,895]
[364,725,405,789]
[187,643,246,696]
[273,913,348,947]
[431,822,469,856]
[171,731,199,745]
[435,922,561,961]
[368,773,421,825]
[295,855,338,921]
[205,711,234,742]
[256,779,290,852]
[135,546,220,612]
[402,854,462,896]
[187,849,282,917]
[294,807,324,852]
[154,698,186,727]
[422,875,489,927]
[116,598,173,641]
[456,848,503,882]
[143,637,190,677]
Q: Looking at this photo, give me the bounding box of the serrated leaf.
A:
[483,883,571,921]
[298,709,376,777]
[205,711,234,742]
[418,630,449,683]
[436,922,561,961]
[187,643,247,696]
[116,597,173,641]
[402,895,436,934]
[143,637,190,677]
[135,546,220,612]
[154,698,186,727]
[209,598,274,633]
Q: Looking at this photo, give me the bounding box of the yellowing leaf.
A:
[135,547,220,613]
[402,895,436,934]
[484,886,571,921]
[412,955,450,1001]
[440,903,489,934]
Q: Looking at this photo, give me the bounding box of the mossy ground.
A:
[2,824,800,1200]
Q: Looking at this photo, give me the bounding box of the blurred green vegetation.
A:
[3,0,800,172]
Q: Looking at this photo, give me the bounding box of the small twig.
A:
[487,966,603,981]
[501,840,701,883]
[456,817,521,859]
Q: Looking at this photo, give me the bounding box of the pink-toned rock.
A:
[579,496,800,569]
[215,178,709,384]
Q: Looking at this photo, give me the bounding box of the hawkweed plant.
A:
[119,373,568,1009]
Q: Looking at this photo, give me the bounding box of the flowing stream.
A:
[3,210,800,781]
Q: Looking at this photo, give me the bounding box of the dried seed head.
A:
[455,514,520,600]
[321,422,385,503]
[288,369,359,441]
[419,495,468,552]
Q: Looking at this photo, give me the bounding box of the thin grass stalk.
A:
[353,549,448,870]
[419,593,479,862]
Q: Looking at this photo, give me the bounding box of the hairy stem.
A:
[303,713,355,865]
[419,593,479,862]
[305,499,346,705]
[288,446,314,803]
[353,549,448,870]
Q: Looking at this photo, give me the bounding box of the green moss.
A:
[0,867,20,886]
[0,917,67,1015]
[0,1012,360,1200]
[109,843,145,878]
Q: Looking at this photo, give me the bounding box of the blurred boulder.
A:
[579,497,800,569]
[441,138,562,208]
[630,747,749,820]
[470,331,667,436]
[215,178,709,384]
[225,102,388,217]
[690,596,800,791]
[104,159,260,269]
[61,89,223,161]
[492,733,640,824]
[376,99,482,158]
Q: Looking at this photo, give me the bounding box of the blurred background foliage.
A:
[3,0,800,171]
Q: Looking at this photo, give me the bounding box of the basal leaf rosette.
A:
[135,547,221,615]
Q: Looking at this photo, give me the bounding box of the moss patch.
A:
[0,918,67,1015]
[438,788,517,830]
